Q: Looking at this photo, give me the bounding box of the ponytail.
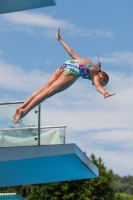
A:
[96,54,102,72]
[96,62,101,72]
[96,55,109,86]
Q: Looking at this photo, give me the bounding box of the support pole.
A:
[38,104,41,146]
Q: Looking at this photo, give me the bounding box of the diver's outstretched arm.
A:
[93,75,115,98]
[56,27,80,59]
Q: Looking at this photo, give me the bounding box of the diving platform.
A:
[0,102,99,187]
[0,0,56,14]
[0,144,98,187]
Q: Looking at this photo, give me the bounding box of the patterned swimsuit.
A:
[60,60,92,79]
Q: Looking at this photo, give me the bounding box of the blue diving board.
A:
[0,0,56,14]
[0,144,99,187]
[0,193,25,200]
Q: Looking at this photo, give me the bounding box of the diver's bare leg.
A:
[13,68,61,121]
[14,74,78,123]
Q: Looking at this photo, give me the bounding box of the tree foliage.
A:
[113,174,133,195]
[115,193,133,200]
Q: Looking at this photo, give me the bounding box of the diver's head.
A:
[99,71,109,86]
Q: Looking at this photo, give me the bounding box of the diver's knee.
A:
[36,89,50,100]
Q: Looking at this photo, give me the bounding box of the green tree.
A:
[113,174,133,195]
[85,154,116,200]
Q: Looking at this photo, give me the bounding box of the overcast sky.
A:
[0,0,133,176]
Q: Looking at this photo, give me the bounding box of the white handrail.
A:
[0,125,67,131]
[0,101,24,105]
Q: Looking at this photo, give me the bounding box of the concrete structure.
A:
[0,144,99,187]
[0,0,56,14]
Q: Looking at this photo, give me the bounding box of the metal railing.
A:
[0,101,67,146]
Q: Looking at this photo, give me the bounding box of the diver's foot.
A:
[14,109,26,124]
[13,108,20,123]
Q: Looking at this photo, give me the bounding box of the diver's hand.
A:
[104,92,115,99]
[56,27,61,41]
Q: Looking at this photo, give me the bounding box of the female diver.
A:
[13,27,115,124]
